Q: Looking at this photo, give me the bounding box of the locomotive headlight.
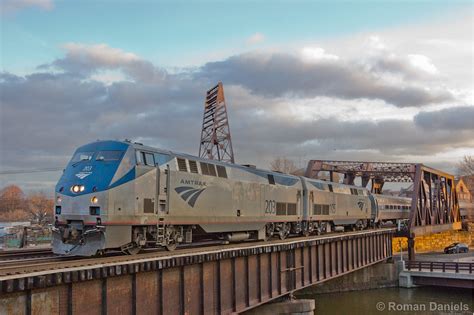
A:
[71,185,85,193]
[91,196,99,204]
[56,196,62,203]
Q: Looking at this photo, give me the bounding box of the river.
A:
[301,287,473,314]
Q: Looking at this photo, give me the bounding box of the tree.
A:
[27,193,54,225]
[270,158,299,175]
[457,155,474,176]
[0,185,25,213]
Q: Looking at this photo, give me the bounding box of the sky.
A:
[0,0,473,194]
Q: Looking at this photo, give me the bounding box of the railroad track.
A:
[0,229,395,278]
[0,248,53,260]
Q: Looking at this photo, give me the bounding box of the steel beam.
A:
[0,230,394,315]
[198,82,235,163]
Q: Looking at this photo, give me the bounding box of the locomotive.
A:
[52,140,410,256]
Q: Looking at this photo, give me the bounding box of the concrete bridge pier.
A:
[243,295,315,315]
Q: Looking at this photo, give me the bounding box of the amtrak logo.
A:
[75,166,92,179]
[75,172,92,179]
[175,186,206,207]
[357,201,365,210]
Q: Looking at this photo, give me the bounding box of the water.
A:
[302,287,473,315]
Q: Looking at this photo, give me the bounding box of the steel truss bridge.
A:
[305,160,462,259]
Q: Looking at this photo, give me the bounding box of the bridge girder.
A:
[305,160,462,242]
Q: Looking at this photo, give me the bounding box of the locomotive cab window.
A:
[143,152,155,166]
[96,151,123,161]
[136,151,155,166]
[71,151,94,162]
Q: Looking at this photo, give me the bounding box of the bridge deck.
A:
[0,229,394,315]
[400,261,474,289]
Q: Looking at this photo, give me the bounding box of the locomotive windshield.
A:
[71,151,94,162]
[96,151,124,161]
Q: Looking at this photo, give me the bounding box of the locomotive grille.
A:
[276,202,297,215]
[177,158,188,172]
[287,203,297,215]
[276,202,286,215]
[313,204,330,215]
[188,160,199,173]
[216,165,227,178]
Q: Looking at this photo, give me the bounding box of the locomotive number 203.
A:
[265,200,276,214]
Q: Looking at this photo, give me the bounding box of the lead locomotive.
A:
[52,140,410,256]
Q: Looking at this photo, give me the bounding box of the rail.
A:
[406,261,474,274]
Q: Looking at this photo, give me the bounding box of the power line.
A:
[0,168,63,175]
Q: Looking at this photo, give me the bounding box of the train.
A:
[52,140,411,256]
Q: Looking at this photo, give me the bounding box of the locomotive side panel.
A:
[332,186,371,225]
[306,180,371,227]
[165,158,303,234]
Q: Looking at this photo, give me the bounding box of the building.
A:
[460,175,474,197]
[455,177,474,222]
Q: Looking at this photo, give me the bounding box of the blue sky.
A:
[1,1,473,193]
[2,1,470,73]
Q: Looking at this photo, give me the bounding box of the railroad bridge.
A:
[0,229,393,315]
[306,161,462,259]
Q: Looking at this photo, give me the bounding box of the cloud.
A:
[414,106,474,130]
[301,47,339,62]
[40,43,167,83]
[407,54,438,75]
[1,66,469,177]
[247,33,265,44]
[1,37,471,192]
[367,53,439,81]
[1,0,53,14]
[197,52,453,107]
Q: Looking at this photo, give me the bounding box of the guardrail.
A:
[406,261,473,274]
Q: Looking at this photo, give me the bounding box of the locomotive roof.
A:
[85,140,370,190]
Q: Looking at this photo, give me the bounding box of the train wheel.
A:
[264,223,275,241]
[122,242,141,255]
[165,227,178,251]
[278,223,290,240]
[355,220,364,230]
[94,250,105,257]
[165,240,177,251]
[302,222,311,236]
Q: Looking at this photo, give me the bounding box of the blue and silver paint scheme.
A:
[53,141,136,255]
[53,139,413,256]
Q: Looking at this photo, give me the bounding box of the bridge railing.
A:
[406,261,473,274]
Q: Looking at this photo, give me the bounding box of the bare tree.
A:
[270,158,299,175]
[457,155,474,176]
[27,193,54,225]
